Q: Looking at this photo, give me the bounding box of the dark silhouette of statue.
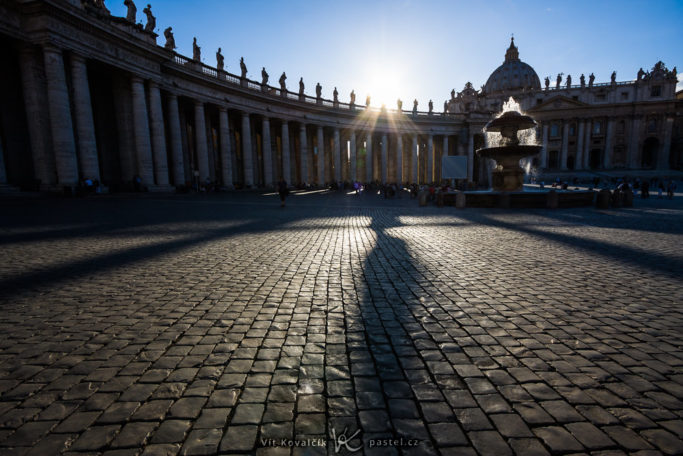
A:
[315,83,322,99]
[611,71,616,84]
[333,87,338,102]
[124,0,136,23]
[240,57,247,78]
[163,27,175,50]
[556,73,562,89]
[279,72,287,92]
[143,4,155,32]
[350,90,355,105]
[428,99,433,114]
[450,89,455,100]
[566,74,571,88]
[580,74,585,87]
[412,99,418,115]
[637,68,645,81]
[545,77,550,89]
[216,48,224,71]
[192,37,201,62]
[261,67,269,85]
[589,73,595,87]
[299,77,304,95]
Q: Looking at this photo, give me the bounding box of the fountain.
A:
[477,106,541,191]
[456,97,595,208]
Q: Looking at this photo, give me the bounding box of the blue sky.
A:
[107,0,683,107]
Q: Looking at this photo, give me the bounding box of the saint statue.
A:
[350,90,356,105]
[261,67,269,85]
[450,89,455,100]
[443,101,448,113]
[428,99,433,113]
[143,4,155,33]
[412,99,418,115]
[545,77,550,89]
[192,37,201,62]
[397,99,403,110]
[124,0,136,23]
[279,72,287,91]
[637,68,644,81]
[588,73,595,87]
[163,27,175,50]
[566,74,571,88]
[299,77,304,95]
[580,74,585,87]
[556,73,562,89]
[216,48,224,71]
[315,83,322,98]
[611,71,616,83]
[333,87,338,102]
[365,95,371,107]
[240,57,247,78]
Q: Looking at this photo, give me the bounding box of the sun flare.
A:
[362,63,405,109]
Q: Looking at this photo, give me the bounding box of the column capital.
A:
[42,43,63,55]
[148,80,161,89]
[218,106,228,113]
[130,75,145,84]
[194,99,204,107]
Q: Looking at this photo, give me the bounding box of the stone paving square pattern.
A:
[0,192,682,455]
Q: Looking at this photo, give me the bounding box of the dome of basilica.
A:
[484,38,541,94]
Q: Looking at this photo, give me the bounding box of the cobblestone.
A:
[0,192,682,455]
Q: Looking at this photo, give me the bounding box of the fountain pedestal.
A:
[492,167,525,191]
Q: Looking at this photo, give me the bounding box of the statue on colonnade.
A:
[566,74,571,88]
[397,99,402,110]
[412,99,418,115]
[216,48,224,71]
[580,74,585,87]
[299,78,304,95]
[124,0,136,23]
[163,27,175,50]
[428,99,433,114]
[192,37,201,61]
[279,72,287,93]
[315,83,322,99]
[143,4,155,32]
[350,90,356,106]
[588,73,595,87]
[240,57,247,78]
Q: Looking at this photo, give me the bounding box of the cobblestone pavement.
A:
[0,191,682,456]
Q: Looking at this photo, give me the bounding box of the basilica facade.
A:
[0,0,680,193]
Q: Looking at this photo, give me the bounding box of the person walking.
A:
[278,179,289,207]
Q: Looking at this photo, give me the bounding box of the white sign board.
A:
[441,156,468,179]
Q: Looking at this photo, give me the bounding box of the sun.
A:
[362,63,405,109]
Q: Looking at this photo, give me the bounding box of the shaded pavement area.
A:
[0,190,682,455]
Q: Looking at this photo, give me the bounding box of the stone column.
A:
[349,131,356,182]
[427,135,434,182]
[366,132,373,183]
[219,107,233,187]
[560,121,569,170]
[193,101,210,182]
[130,77,155,186]
[43,45,79,186]
[261,117,273,187]
[541,123,549,168]
[396,134,403,183]
[70,54,100,181]
[317,126,324,185]
[576,120,585,170]
[627,117,640,169]
[299,124,308,185]
[467,132,474,182]
[147,81,170,186]
[380,133,388,184]
[333,128,341,183]
[583,119,592,169]
[19,46,56,188]
[281,121,291,184]
[242,112,254,186]
[660,117,674,169]
[166,93,185,185]
[603,118,615,169]
[411,134,418,184]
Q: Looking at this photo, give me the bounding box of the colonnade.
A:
[12,43,474,190]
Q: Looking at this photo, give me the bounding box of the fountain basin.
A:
[442,189,595,208]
